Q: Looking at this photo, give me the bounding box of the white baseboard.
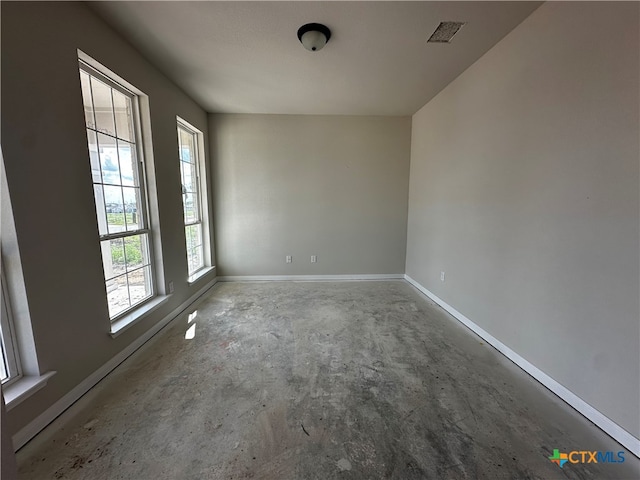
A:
[12,278,218,451]
[218,274,404,282]
[404,274,640,458]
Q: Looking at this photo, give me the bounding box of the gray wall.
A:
[1,2,214,437]
[406,1,639,437]
[210,114,411,276]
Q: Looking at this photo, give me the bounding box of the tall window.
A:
[1,269,21,386]
[177,120,207,278]
[80,62,154,319]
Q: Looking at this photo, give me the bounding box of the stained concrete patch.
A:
[337,458,352,471]
[82,419,98,429]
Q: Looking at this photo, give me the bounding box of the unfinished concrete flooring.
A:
[17,281,639,479]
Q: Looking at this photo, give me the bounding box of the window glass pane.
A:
[0,317,10,382]
[124,234,148,272]
[93,185,108,235]
[188,245,204,275]
[87,129,101,183]
[186,224,204,276]
[187,140,196,161]
[182,163,199,223]
[90,76,116,136]
[180,161,187,218]
[180,161,189,192]
[101,238,125,280]
[122,187,141,231]
[110,238,126,276]
[183,168,199,223]
[184,193,197,224]
[185,224,202,250]
[104,185,125,235]
[193,191,200,223]
[107,273,130,318]
[182,160,197,192]
[98,133,120,185]
[112,90,133,142]
[178,129,186,155]
[185,225,194,249]
[0,346,8,382]
[179,146,189,163]
[196,245,204,270]
[118,140,136,187]
[179,129,195,162]
[178,128,188,158]
[80,72,95,129]
[128,266,152,306]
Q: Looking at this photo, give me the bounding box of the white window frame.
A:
[1,268,22,387]
[177,118,213,282]
[80,59,157,322]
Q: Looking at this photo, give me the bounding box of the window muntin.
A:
[177,122,205,277]
[80,63,154,319]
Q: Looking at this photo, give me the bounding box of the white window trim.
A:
[177,117,213,282]
[188,266,215,286]
[3,371,56,411]
[1,274,57,410]
[1,149,56,410]
[109,294,171,337]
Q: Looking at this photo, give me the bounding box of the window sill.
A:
[188,266,215,285]
[110,295,171,338]
[4,371,56,411]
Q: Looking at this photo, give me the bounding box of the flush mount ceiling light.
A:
[297,23,331,52]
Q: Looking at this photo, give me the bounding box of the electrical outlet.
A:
[311,255,317,263]
[440,271,445,282]
[168,281,175,293]
[286,255,292,263]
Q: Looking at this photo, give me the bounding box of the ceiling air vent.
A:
[428,21,466,43]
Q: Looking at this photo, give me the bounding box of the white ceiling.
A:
[90,1,542,116]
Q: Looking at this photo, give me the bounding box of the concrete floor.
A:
[17,281,640,479]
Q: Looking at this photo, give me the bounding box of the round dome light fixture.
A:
[297,23,331,52]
